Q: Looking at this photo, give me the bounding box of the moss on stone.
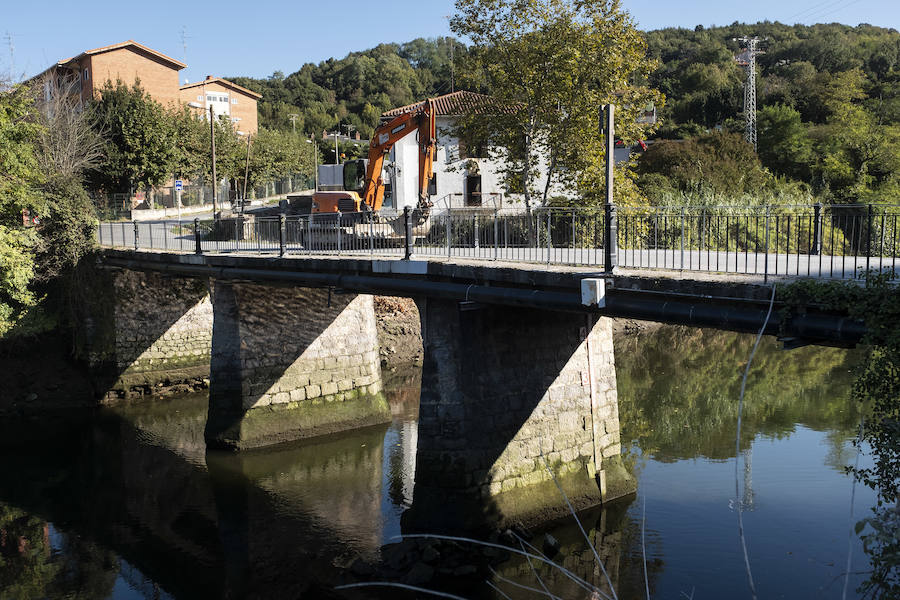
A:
[599,454,636,502]
[210,392,391,450]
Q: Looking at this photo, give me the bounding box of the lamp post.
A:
[209,105,218,220]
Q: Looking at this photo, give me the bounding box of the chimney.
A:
[206,75,213,80]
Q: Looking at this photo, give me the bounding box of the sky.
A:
[4,0,898,83]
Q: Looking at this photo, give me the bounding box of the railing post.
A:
[133,221,139,251]
[546,210,552,265]
[474,213,480,250]
[193,218,202,254]
[604,204,618,273]
[764,205,771,283]
[279,213,286,257]
[404,206,413,260]
[446,207,452,258]
[369,212,375,257]
[336,211,342,255]
[494,209,499,260]
[811,203,822,256]
[679,207,685,270]
[866,203,873,278]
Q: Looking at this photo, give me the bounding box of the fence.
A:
[96,204,900,280]
[92,172,316,220]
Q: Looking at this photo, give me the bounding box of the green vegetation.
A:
[228,37,464,140]
[640,23,900,205]
[450,0,662,211]
[617,325,860,462]
[780,275,900,597]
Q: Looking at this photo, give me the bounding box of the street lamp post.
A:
[210,105,218,220]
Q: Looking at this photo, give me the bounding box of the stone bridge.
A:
[85,248,866,529]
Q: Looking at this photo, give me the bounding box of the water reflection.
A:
[0,327,877,599]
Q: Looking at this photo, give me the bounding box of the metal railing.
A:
[96,204,900,280]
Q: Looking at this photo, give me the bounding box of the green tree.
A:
[88,80,176,193]
[0,84,43,337]
[451,0,662,216]
[757,103,812,181]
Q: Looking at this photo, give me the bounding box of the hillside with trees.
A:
[233,22,900,204]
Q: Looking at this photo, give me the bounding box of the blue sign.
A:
[175,180,184,192]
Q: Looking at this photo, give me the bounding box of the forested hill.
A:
[646,22,899,136]
[229,23,899,140]
[228,37,464,139]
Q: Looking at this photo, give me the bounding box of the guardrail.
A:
[96,204,900,280]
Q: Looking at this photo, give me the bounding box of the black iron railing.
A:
[96,204,900,280]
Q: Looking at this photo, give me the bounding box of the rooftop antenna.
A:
[180,26,192,83]
[734,36,766,151]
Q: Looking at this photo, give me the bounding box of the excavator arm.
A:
[362,99,436,213]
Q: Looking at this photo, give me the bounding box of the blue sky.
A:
[5,0,898,83]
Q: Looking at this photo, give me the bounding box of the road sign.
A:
[175,180,183,192]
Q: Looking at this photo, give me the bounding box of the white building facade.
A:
[384,91,571,213]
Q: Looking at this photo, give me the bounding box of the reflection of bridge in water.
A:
[0,392,416,598]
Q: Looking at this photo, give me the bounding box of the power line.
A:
[787,0,847,21]
[808,0,866,21]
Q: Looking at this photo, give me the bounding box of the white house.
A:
[382,91,568,212]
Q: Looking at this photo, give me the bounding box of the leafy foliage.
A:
[87,80,176,193]
[228,37,463,139]
[780,274,900,598]
[0,84,43,336]
[450,0,662,212]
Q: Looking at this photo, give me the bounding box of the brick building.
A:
[179,77,261,135]
[33,40,186,107]
[31,40,260,133]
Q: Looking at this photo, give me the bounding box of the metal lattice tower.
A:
[734,37,764,151]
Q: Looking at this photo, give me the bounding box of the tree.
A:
[757,104,812,181]
[0,83,43,336]
[87,80,176,193]
[451,0,662,217]
[31,74,105,178]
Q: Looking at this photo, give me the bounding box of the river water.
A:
[0,325,875,599]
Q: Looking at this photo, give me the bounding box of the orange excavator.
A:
[310,98,436,222]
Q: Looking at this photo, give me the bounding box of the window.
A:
[231,117,241,123]
[231,98,238,105]
[197,95,203,102]
[83,68,89,81]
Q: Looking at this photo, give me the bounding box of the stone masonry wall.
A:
[110,270,212,394]
[407,299,632,530]
[206,282,389,449]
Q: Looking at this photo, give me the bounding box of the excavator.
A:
[308,98,436,227]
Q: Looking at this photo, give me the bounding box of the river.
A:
[0,325,875,598]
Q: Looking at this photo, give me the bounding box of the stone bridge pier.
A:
[87,269,389,449]
[406,299,634,531]
[204,282,390,450]
[84,269,213,397]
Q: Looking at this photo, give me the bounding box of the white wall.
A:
[393,115,576,212]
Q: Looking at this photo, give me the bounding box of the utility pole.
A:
[242,133,252,207]
[334,131,340,164]
[734,36,765,151]
[210,105,218,219]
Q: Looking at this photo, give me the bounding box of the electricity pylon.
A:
[734,36,765,151]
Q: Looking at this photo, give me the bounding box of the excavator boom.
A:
[362,99,436,213]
